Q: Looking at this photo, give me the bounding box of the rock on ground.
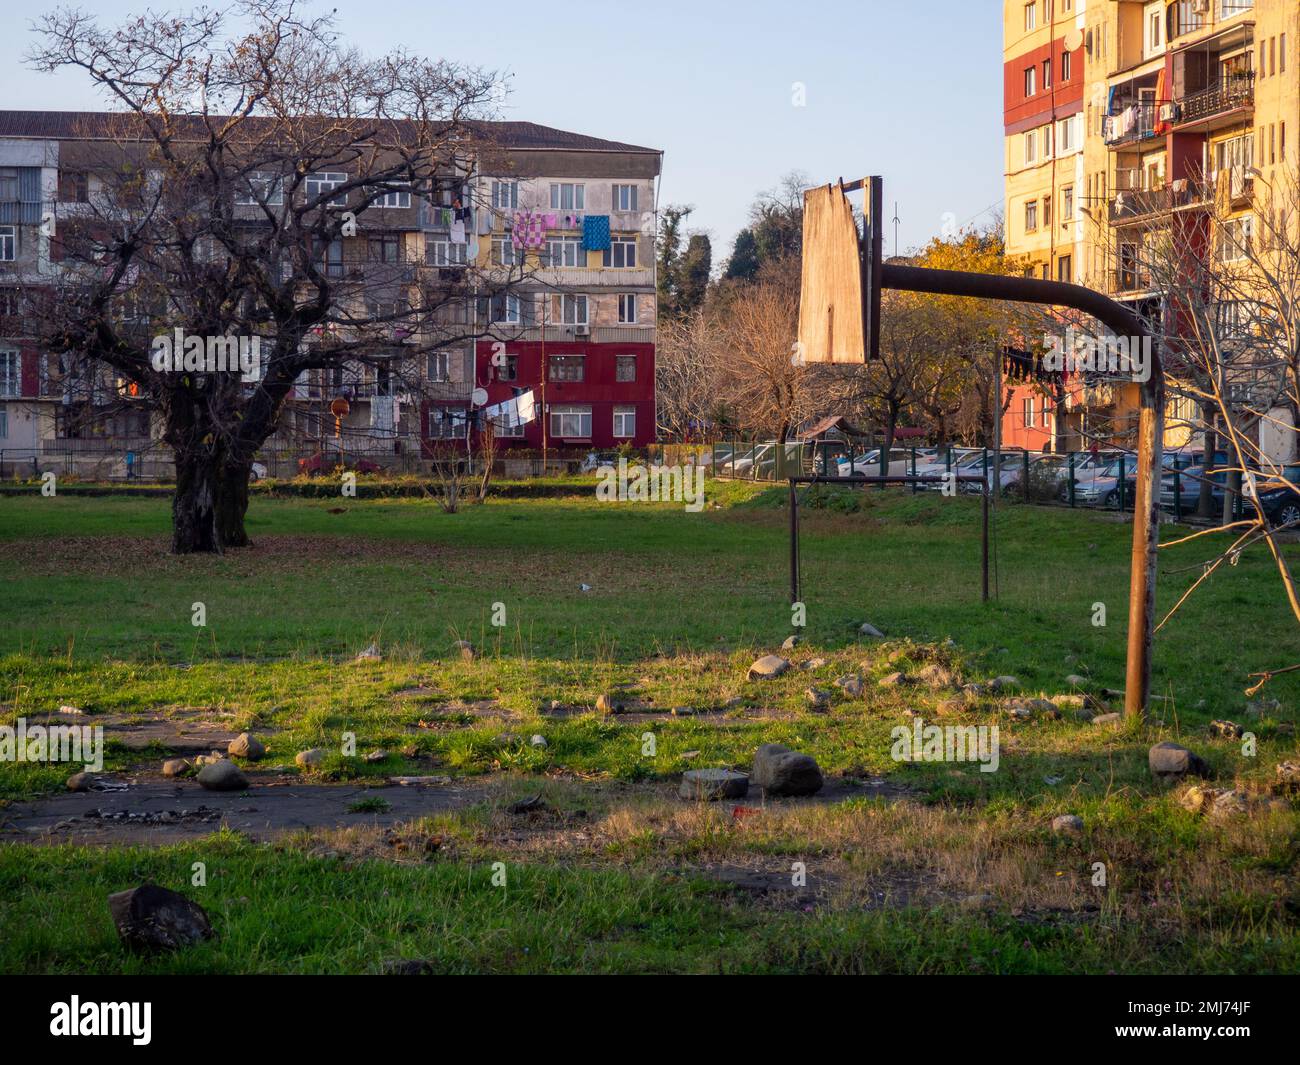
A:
[1149,742,1210,781]
[781,634,801,650]
[858,622,885,638]
[747,655,790,680]
[295,748,327,768]
[835,674,864,697]
[1051,814,1084,835]
[1276,761,1300,794]
[196,759,248,791]
[805,687,832,711]
[595,693,624,714]
[878,671,909,688]
[161,758,191,778]
[915,663,959,689]
[679,768,749,801]
[1092,713,1122,725]
[454,640,475,661]
[1209,720,1243,739]
[752,743,824,797]
[227,732,265,760]
[108,884,214,953]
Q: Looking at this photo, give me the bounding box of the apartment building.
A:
[1002,0,1298,461]
[0,111,661,476]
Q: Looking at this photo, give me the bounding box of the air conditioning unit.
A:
[1159,102,1179,123]
[573,324,590,337]
[1191,0,1209,14]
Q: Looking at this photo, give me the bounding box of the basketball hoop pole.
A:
[879,263,1164,725]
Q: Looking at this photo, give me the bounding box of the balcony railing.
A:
[1175,72,1255,125]
[1109,180,1211,223]
[1103,102,1159,147]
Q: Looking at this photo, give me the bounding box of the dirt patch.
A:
[0,777,492,845]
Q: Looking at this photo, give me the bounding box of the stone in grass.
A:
[1051,814,1084,835]
[878,671,909,688]
[453,640,475,662]
[227,733,265,760]
[1007,697,1061,720]
[1065,674,1089,688]
[747,655,791,681]
[530,735,548,749]
[66,772,98,792]
[1274,762,1300,794]
[161,758,192,778]
[108,884,215,953]
[915,663,959,690]
[295,748,328,768]
[364,749,388,764]
[752,743,823,797]
[678,768,749,801]
[988,676,1020,692]
[1149,742,1210,781]
[835,674,864,698]
[196,759,248,792]
[58,704,84,716]
[858,622,885,639]
[1092,713,1122,726]
[595,693,624,715]
[800,658,828,672]
[805,688,832,711]
[781,634,802,650]
[1209,719,1244,739]
[355,643,383,662]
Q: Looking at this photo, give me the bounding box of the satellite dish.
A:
[471,387,488,407]
[1064,28,1084,52]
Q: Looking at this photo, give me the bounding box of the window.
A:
[368,235,401,263]
[0,350,18,396]
[1281,34,1287,73]
[426,239,468,267]
[1058,115,1075,152]
[489,293,522,324]
[306,172,347,207]
[1024,2,1036,31]
[1025,200,1039,231]
[615,354,637,382]
[236,171,284,206]
[559,294,588,325]
[492,238,518,267]
[491,180,518,210]
[1149,12,1162,51]
[618,293,638,324]
[58,170,88,203]
[0,226,14,261]
[1043,195,1052,227]
[1216,215,1253,261]
[613,406,636,438]
[612,184,638,212]
[549,183,585,211]
[546,237,585,268]
[1043,59,1052,89]
[373,184,411,209]
[1062,185,1075,222]
[0,407,7,438]
[1057,254,1072,283]
[549,405,592,439]
[1024,66,1037,97]
[427,351,452,383]
[1061,51,1072,81]
[496,354,518,382]
[428,408,467,440]
[1022,397,1035,429]
[1025,130,1037,165]
[549,354,585,382]
[319,238,343,278]
[603,237,638,269]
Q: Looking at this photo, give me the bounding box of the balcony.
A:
[1103,102,1159,148]
[1109,180,1210,224]
[1173,72,1254,130]
[0,200,56,225]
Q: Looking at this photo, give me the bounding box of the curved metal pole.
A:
[882,264,1164,724]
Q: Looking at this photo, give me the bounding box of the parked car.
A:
[1055,451,1124,504]
[1068,453,1140,508]
[298,452,383,476]
[837,448,914,478]
[1254,464,1300,528]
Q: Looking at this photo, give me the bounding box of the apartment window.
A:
[1061,51,1072,81]
[427,351,452,383]
[546,237,585,268]
[618,293,638,324]
[1149,12,1162,52]
[550,183,585,211]
[1062,185,1075,222]
[1057,254,1072,283]
[1260,42,1266,77]
[428,409,466,440]
[1217,215,1253,261]
[612,184,639,212]
[318,238,344,277]
[489,293,522,324]
[368,235,401,263]
[559,294,588,325]
[426,239,468,267]
[0,408,7,438]
[58,170,88,203]
[1025,130,1037,166]
[0,349,20,399]
[236,171,284,206]
[1023,397,1035,428]
[1024,66,1037,97]
[613,406,636,438]
[491,180,519,210]
[602,237,638,269]
[1024,2,1036,32]
[373,184,411,209]
[1282,122,1287,162]
[1025,200,1039,231]
[615,354,637,382]
[1043,59,1052,89]
[1281,34,1287,74]
[496,354,518,382]
[1271,124,1277,165]
[1270,37,1277,77]
[492,238,519,267]
[306,172,347,207]
[550,405,592,439]
[549,354,585,382]
[1043,195,1052,227]
[0,226,14,261]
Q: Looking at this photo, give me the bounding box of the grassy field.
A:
[0,482,1298,973]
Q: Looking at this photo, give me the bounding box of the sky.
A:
[0,0,1005,268]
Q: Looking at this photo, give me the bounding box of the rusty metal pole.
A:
[881,264,1162,724]
[982,480,990,603]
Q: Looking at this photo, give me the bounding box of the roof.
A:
[802,415,867,439]
[0,110,660,156]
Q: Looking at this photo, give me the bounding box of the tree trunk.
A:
[172,448,222,554]
[1197,408,1218,518]
[217,460,252,548]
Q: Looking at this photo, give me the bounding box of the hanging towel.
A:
[582,215,611,251]
[450,219,466,244]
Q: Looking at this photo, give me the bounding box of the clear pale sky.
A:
[0,0,1005,265]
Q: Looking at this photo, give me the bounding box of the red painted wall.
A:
[1004,39,1085,134]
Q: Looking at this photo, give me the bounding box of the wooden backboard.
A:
[797,178,881,363]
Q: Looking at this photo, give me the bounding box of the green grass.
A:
[0,484,1297,973]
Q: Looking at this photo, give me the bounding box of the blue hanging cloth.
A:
[582,215,611,251]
